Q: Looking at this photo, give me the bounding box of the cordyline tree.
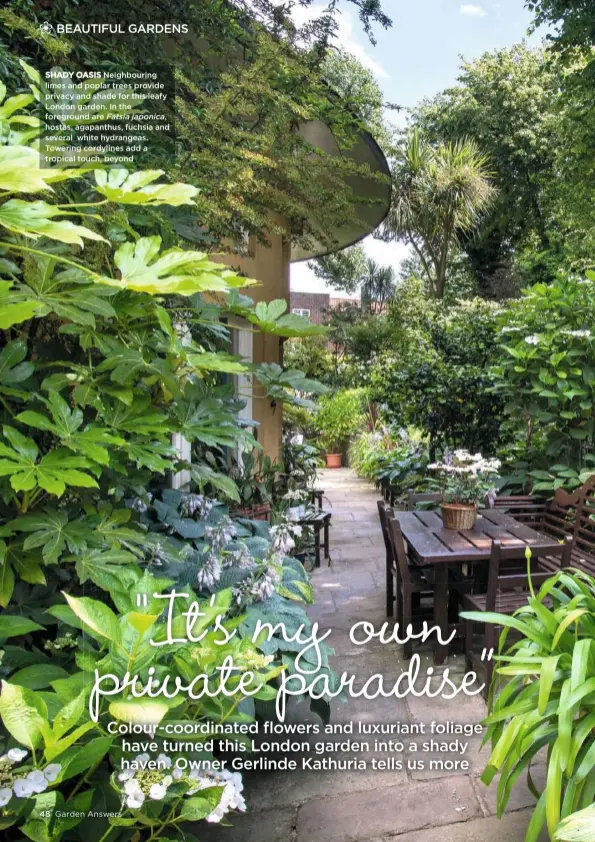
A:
[381,129,496,300]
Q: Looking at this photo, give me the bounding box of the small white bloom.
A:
[0,787,12,806]
[27,770,48,793]
[149,782,168,800]
[135,753,150,767]
[43,764,61,782]
[156,754,172,769]
[124,778,145,809]
[13,778,34,798]
[172,766,184,780]
[524,334,540,345]
[6,748,28,763]
[118,769,135,782]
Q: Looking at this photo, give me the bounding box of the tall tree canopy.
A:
[382,129,495,299]
[413,44,563,295]
[0,0,391,255]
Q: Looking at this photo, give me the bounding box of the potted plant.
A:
[429,449,500,529]
[315,389,364,468]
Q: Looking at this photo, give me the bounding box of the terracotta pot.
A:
[440,503,476,530]
[326,453,342,469]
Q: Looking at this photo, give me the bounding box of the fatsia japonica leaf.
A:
[254,363,329,407]
[0,339,34,398]
[105,235,257,296]
[0,426,98,496]
[187,351,249,374]
[0,281,44,328]
[0,199,105,246]
[6,510,92,564]
[94,168,198,206]
[16,390,124,465]
[0,146,53,192]
[226,293,327,337]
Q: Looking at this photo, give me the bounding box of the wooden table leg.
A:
[433,564,449,665]
[314,524,321,568]
[323,517,330,561]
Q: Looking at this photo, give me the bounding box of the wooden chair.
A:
[387,515,435,657]
[462,536,573,697]
[377,500,397,617]
[377,501,428,621]
[407,489,441,511]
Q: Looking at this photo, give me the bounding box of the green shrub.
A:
[492,274,595,493]
[314,389,365,453]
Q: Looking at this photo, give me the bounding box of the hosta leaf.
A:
[0,200,105,246]
[94,168,198,206]
[105,235,257,296]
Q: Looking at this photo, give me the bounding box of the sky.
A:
[291,0,541,298]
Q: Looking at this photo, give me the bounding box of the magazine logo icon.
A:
[40,22,55,35]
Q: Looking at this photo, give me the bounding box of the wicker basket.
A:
[440,503,477,530]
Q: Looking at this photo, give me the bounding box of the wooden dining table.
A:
[393,508,562,664]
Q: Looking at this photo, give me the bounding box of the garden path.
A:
[202,469,547,842]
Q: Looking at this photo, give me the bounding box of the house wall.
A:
[219,234,290,463]
[289,291,330,324]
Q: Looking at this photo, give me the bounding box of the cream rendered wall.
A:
[219,233,291,463]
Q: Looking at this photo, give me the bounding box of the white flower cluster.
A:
[429,449,501,476]
[204,519,236,553]
[180,494,213,519]
[250,565,281,601]
[196,551,221,589]
[118,754,246,823]
[524,334,540,345]
[269,522,302,556]
[561,329,592,339]
[0,748,60,806]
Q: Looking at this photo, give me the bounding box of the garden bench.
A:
[538,475,595,576]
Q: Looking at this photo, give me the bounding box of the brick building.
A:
[290,291,360,324]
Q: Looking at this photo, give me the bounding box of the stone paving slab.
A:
[296,776,482,842]
[364,809,548,842]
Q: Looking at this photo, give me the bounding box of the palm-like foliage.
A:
[360,257,396,314]
[384,128,496,298]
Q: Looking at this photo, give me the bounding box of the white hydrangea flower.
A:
[124,778,145,809]
[156,754,171,769]
[6,748,27,763]
[149,775,172,800]
[13,778,34,798]
[524,334,540,345]
[0,787,12,806]
[135,753,150,767]
[118,769,135,782]
[26,770,48,793]
[43,764,61,782]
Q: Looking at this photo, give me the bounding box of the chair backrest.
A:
[485,536,573,612]
[407,489,441,511]
[555,475,595,571]
[492,494,547,524]
[387,513,414,585]
[377,500,393,565]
